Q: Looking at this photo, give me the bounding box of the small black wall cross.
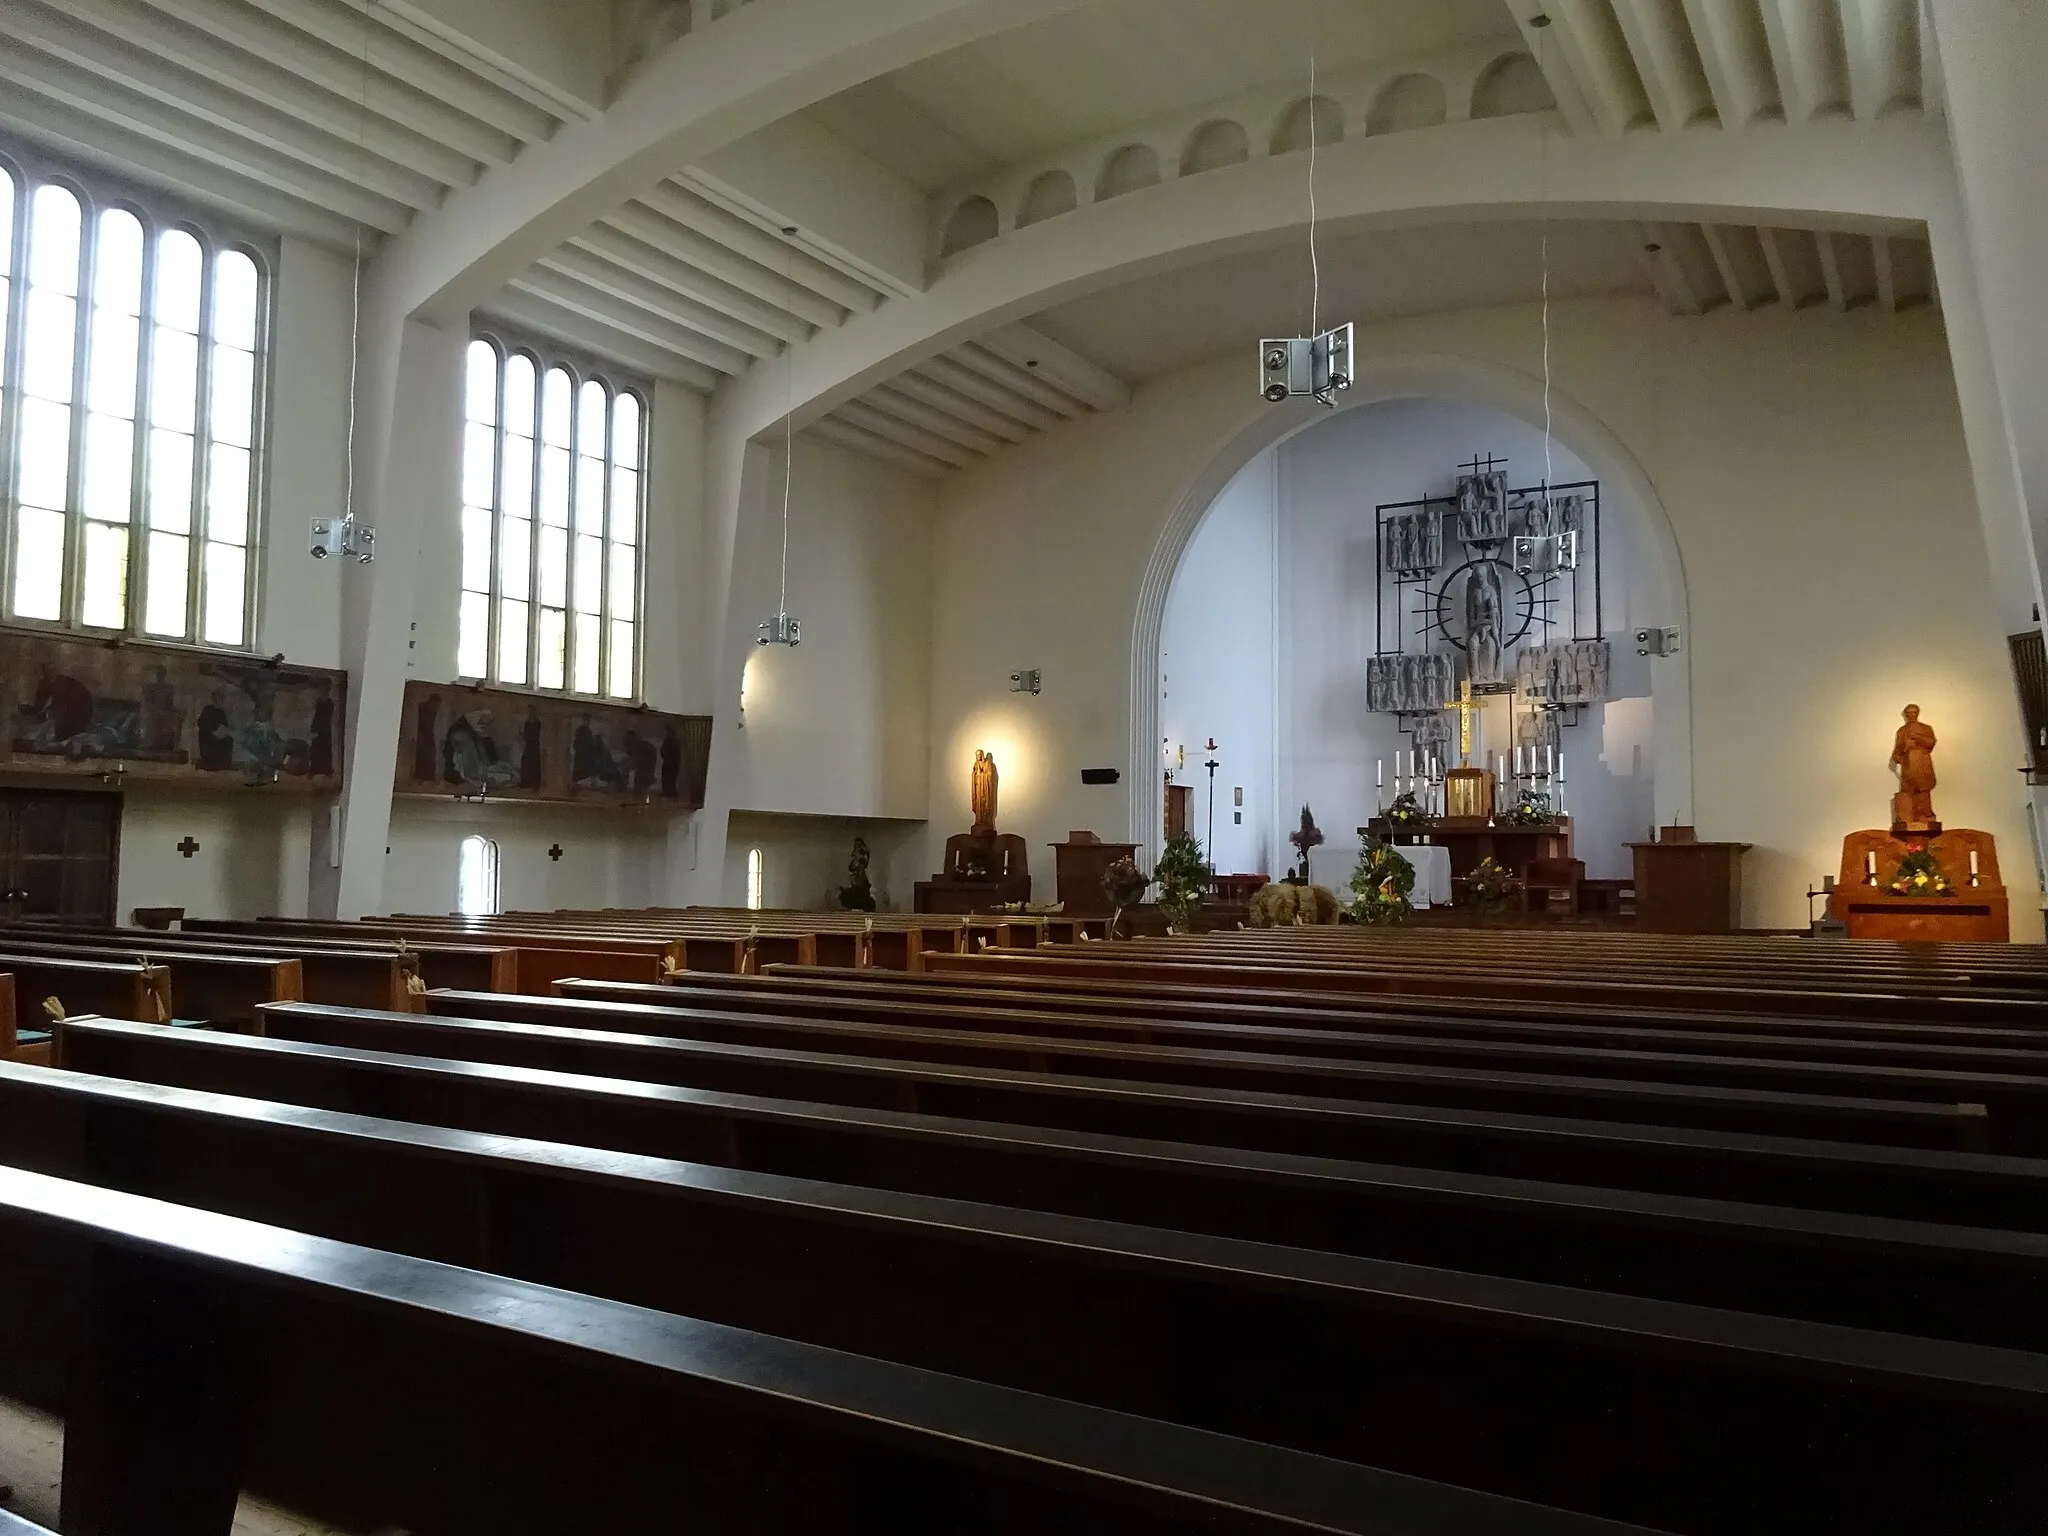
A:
[548,844,564,862]
[177,837,200,859]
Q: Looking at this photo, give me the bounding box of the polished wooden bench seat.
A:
[0,1165,1561,1536]
[57,1020,2048,1231]
[0,936,297,1030]
[523,984,2048,1154]
[183,920,516,993]
[0,954,167,1042]
[6,1057,2047,1353]
[1,1062,2041,1533]
[252,1001,1991,1152]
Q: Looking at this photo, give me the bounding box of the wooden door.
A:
[0,789,120,925]
[1165,784,1192,842]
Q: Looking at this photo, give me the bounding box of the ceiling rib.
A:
[639,184,883,315]
[599,204,846,330]
[536,245,785,358]
[807,416,949,480]
[911,357,1064,433]
[863,385,1005,456]
[483,289,723,392]
[833,401,981,469]
[510,268,758,375]
[567,225,814,344]
[1609,0,1715,130]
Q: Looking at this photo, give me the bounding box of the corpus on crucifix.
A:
[1439,679,1496,819]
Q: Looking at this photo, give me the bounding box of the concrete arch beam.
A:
[727,111,1951,444]
[1124,353,1696,861]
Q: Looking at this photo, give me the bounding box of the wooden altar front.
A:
[1362,817,1572,905]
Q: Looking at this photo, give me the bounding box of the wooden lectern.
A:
[1051,832,1141,916]
[1628,832,1749,933]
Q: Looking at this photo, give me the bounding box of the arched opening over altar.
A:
[1146,379,1691,900]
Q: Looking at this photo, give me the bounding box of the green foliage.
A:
[1347,833,1416,926]
[1888,847,1951,897]
[1384,791,1429,831]
[1465,855,1513,917]
[1155,833,1210,932]
[1499,790,1556,828]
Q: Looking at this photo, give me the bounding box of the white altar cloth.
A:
[1401,843,1454,909]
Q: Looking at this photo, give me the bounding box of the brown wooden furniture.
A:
[914,831,1032,914]
[1522,857,1586,915]
[0,788,119,924]
[1049,834,1140,916]
[1629,839,1749,933]
[1165,782,1191,841]
[1830,828,2011,942]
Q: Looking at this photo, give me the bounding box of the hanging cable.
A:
[1539,72,1554,495]
[780,234,795,620]
[1306,47,1321,339]
[342,2,375,525]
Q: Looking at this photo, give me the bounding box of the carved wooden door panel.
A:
[0,790,120,924]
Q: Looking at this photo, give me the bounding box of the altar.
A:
[1361,818,1573,906]
[1401,843,1454,909]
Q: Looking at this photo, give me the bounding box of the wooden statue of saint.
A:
[1890,703,1937,828]
[971,749,999,835]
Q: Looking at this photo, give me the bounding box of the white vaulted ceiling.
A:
[0,0,589,246]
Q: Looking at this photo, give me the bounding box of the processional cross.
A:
[1440,679,1482,768]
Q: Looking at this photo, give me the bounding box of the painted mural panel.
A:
[0,629,342,790]
[396,680,711,809]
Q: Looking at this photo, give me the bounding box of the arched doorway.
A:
[1131,355,1693,872]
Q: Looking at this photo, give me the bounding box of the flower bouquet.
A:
[1498,789,1556,828]
[1347,833,1416,926]
[1383,791,1430,833]
[1465,855,1515,917]
[1887,847,1951,897]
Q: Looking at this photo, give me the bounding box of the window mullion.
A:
[482,356,503,684]
[61,190,93,629]
[125,218,156,637]
[185,237,214,644]
[0,174,29,619]
[525,416,541,689]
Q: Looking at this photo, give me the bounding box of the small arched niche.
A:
[1016,169,1078,227]
[1270,95,1345,155]
[1471,53,1557,119]
[1366,74,1448,135]
[1180,119,1250,176]
[939,195,999,257]
[1096,144,1161,202]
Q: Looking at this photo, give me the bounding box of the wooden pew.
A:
[578,972,2048,1076]
[57,1019,2048,1234]
[258,1001,1991,1152]
[18,926,418,1014]
[0,935,296,1030]
[923,949,2048,1026]
[184,920,517,993]
[748,964,2048,1052]
[195,916,673,994]
[2,1062,2043,1534]
[455,986,2047,1153]
[0,972,34,1065]
[0,956,168,1054]
[5,1057,2045,1354]
[0,1166,1536,1536]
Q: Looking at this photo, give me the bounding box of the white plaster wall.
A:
[1159,452,1277,875]
[383,799,666,915]
[720,435,934,829]
[929,296,2040,934]
[117,795,316,923]
[722,810,928,912]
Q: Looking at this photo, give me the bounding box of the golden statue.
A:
[971,749,999,835]
[1889,704,1937,828]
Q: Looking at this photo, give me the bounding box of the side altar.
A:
[1829,705,2009,942]
[915,750,1032,915]
[1361,818,1573,903]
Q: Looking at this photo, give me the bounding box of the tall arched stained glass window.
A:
[460,334,645,700]
[0,152,268,646]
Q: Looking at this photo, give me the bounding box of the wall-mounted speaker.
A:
[1080,768,1121,786]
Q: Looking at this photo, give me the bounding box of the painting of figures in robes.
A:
[0,631,342,790]
[397,680,711,809]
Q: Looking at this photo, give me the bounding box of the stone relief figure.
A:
[971,749,1000,834]
[1517,491,1583,540]
[1890,704,1938,827]
[1456,472,1509,545]
[1463,562,1505,685]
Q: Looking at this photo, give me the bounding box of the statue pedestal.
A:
[1831,828,2009,942]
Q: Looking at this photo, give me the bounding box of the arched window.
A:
[461,336,645,699]
[745,846,764,911]
[1,156,267,645]
[457,834,500,916]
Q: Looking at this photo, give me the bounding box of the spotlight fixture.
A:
[1259,324,1354,407]
[757,613,802,647]
[1009,669,1042,695]
[310,515,375,563]
[1635,627,1683,657]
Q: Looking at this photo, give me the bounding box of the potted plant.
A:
[1100,855,1152,940]
[1347,833,1416,926]
[1154,834,1209,934]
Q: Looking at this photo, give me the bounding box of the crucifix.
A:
[1439,679,1483,768]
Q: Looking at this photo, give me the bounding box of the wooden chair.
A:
[1520,857,1587,915]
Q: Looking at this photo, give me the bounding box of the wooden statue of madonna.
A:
[1889,704,1937,831]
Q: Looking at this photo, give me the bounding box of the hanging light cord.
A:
[1537,29,1554,494]
[1306,47,1322,338]
[778,235,796,618]
[342,3,374,524]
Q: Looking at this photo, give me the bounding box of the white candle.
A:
[1515,746,1523,776]
[1547,745,1555,777]
[1865,851,1877,878]
[1970,849,1981,879]
[1558,752,1566,784]
[1376,759,1384,788]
